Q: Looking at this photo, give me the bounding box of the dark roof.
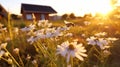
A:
[21,3,57,14]
[0,4,8,17]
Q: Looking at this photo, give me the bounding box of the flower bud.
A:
[7,58,13,64]
[13,48,19,54]
[0,43,7,49]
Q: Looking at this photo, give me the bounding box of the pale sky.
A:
[0,0,119,16]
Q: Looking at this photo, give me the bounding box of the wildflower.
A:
[86,36,97,45]
[86,37,109,49]
[64,20,75,27]
[5,37,11,41]
[29,24,35,30]
[64,20,72,24]
[0,43,7,49]
[81,34,86,37]
[27,36,36,44]
[56,41,87,63]
[52,29,61,37]
[47,23,52,27]
[7,58,13,64]
[20,27,30,32]
[84,21,91,25]
[21,24,35,32]
[103,50,111,57]
[97,38,108,46]
[45,32,52,38]
[65,33,73,37]
[32,13,36,20]
[13,48,19,54]
[96,38,109,49]
[73,39,78,42]
[38,20,52,27]
[0,27,7,32]
[0,23,4,28]
[62,26,70,31]
[32,59,37,65]
[95,32,107,37]
[0,50,5,58]
[3,52,9,57]
[107,37,118,42]
[14,27,19,34]
[26,54,31,60]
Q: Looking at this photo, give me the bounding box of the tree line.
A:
[61,13,76,20]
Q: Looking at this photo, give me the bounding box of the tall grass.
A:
[0,14,120,67]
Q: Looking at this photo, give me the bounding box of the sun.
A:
[80,0,113,16]
[94,0,113,15]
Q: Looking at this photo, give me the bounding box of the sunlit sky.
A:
[0,0,120,16]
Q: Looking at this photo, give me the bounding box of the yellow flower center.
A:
[68,44,75,50]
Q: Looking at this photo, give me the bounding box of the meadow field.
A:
[0,16,120,67]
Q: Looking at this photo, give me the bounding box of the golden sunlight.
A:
[80,0,113,16]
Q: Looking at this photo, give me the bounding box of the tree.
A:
[69,13,76,19]
[61,14,68,20]
[11,14,18,19]
[11,14,21,20]
[83,13,92,21]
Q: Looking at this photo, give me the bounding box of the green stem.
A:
[36,41,57,66]
[18,53,24,67]
[4,48,21,67]
[93,46,101,55]
[70,56,73,67]
[1,57,8,62]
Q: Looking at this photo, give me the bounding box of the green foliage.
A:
[61,13,76,20]
[61,14,68,20]
[69,13,76,19]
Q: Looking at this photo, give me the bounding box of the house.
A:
[21,3,57,20]
[0,4,8,20]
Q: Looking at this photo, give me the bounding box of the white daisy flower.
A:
[27,36,36,44]
[21,24,35,32]
[86,36,97,45]
[56,41,87,63]
[38,20,52,27]
[81,34,86,37]
[107,37,118,42]
[84,21,91,26]
[86,37,110,49]
[95,32,107,37]
[96,38,109,49]
[65,33,73,37]
[0,27,7,32]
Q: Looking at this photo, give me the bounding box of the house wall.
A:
[22,12,49,20]
[22,12,26,20]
